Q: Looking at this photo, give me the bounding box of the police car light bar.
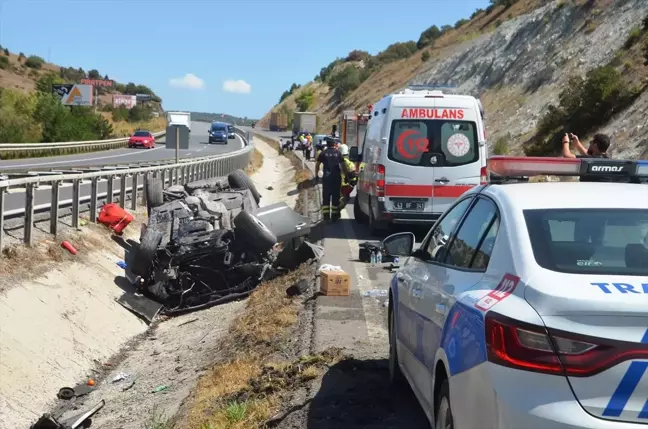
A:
[488,156,648,180]
[488,156,581,177]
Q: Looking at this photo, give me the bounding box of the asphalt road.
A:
[2,121,245,215]
[0,121,242,172]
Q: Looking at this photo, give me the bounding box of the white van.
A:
[350,87,487,233]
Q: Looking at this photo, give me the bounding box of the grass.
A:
[179,264,318,429]
[104,115,167,137]
[245,148,264,175]
[144,407,170,429]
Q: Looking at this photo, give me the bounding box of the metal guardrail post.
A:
[24,184,35,246]
[50,181,60,235]
[106,176,114,204]
[141,173,148,205]
[0,189,4,250]
[131,173,139,210]
[90,177,98,222]
[119,174,127,208]
[72,179,80,229]
[181,166,187,184]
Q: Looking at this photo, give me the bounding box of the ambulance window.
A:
[388,120,479,167]
[440,122,477,166]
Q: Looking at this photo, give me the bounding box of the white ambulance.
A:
[350,86,488,233]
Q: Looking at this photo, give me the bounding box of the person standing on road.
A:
[315,137,349,222]
[338,144,357,209]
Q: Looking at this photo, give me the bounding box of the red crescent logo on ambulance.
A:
[396,130,429,159]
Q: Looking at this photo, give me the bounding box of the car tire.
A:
[233,210,277,252]
[227,169,261,204]
[388,302,406,387]
[131,229,163,277]
[146,177,164,215]
[435,380,454,429]
[354,197,369,224]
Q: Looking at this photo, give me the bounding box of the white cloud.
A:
[222,79,252,94]
[169,73,205,90]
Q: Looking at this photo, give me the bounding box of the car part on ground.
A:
[123,170,317,318]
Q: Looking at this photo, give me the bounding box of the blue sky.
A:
[0,0,490,119]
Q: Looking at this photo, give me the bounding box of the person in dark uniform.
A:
[315,137,349,221]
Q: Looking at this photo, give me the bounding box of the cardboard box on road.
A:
[320,270,350,296]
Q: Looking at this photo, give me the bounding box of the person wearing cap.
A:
[315,137,349,222]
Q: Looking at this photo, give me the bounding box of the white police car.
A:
[382,156,648,429]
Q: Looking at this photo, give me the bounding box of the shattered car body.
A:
[128,169,314,318]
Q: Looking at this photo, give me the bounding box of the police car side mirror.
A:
[382,232,415,257]
[349,146,361,163]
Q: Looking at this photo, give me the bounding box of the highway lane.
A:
[0,121,242,172]
[2,122,246,215]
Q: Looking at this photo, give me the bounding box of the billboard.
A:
[113,94,137,109]
[80,78,113,88]
[136,93,152,102]
[52,84,93,106]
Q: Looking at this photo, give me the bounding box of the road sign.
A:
[80,78,113,88]
[52,84,93,106]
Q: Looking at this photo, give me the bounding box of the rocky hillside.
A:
[261,0,648,159]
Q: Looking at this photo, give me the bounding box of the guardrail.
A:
[0,130,167,152]
[0,127,253,251]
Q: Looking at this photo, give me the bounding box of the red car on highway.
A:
[128,130,156,149]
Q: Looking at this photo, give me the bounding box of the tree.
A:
[88,69,101,79]
[346,50,370,62]
[417,25,441,49]
[329,66,362,100]
[36,72,64,94]
[25,55,44,69]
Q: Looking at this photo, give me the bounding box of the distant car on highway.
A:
[227,125,236,140]
[128,130,156,149]
[209,122,228,144]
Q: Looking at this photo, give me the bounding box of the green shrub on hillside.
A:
[528,66,640,155]
[0,56,8,70]
[25,55,44,69]
[624,26,642,49]
[421,51,431,62]
[87,69,101,79]
[3,48,8,56]
[455,19,469,29]
[346,50,370,62]
[0,88,115,143]
[127,105,152,123]
[35,72,64,93]
[295,89,315,111]
[318,58,343,82]
[643,38,648,65]
[376,41,417,64]
[417,25,441,49]
[490,0,519,7]
[329,66,362,100]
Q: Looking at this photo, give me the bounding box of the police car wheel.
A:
[435,381,454,429]
[388,304,405,386]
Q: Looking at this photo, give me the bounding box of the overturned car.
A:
[126,169,318,318]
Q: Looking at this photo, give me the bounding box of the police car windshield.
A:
[388,120,478,167]
[524,208,648,276]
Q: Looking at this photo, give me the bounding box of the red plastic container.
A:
[98,203,134,235]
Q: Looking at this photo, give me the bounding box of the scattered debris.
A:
[151,385,169,393]
[86,378,95,387]
[61,241,77,255]
[286,278,310,297]
[111,372,129,383]
[116,260,127,269]
[56,387,75,401]
[362,289,389,298]
[30,400,105,429]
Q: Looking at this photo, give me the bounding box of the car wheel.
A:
[388,301,406,387]
[227,169,261,204]
[146,177,164,215]
[354,197,369,224]
[233,210,277,252]
[131,229,163,277]
[435,381,454,429]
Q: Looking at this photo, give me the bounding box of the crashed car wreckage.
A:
[124,169,320,318]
